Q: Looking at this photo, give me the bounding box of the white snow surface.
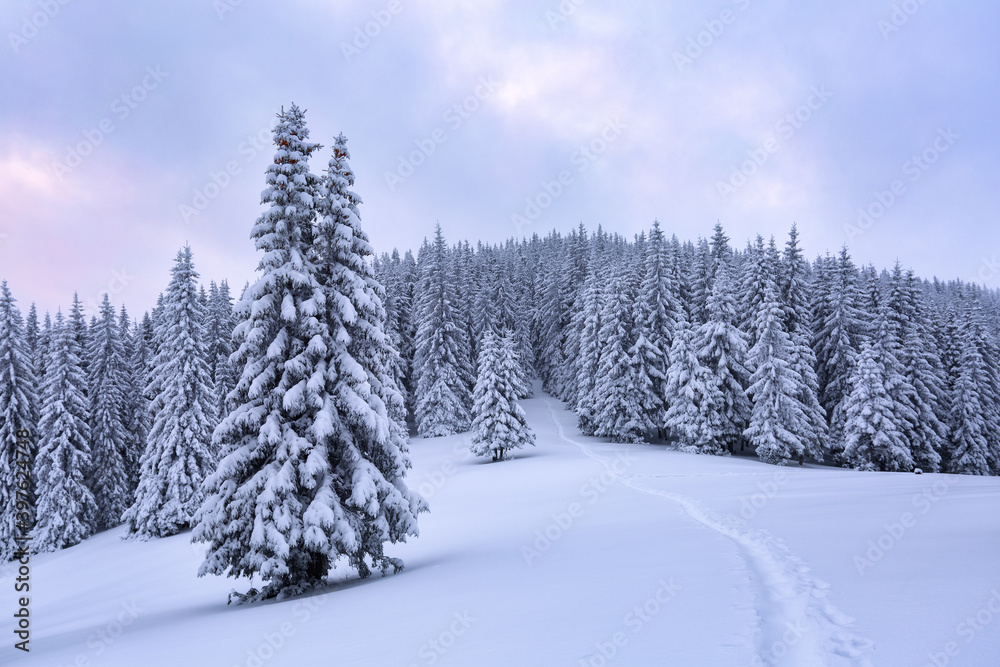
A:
[7,391,1000,666]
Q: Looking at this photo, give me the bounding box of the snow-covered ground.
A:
[7,393,1000,666]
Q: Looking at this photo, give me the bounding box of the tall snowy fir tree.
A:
[965,298,1000,473]
[739,236,772,346]
[635,220,680,432]
[86,294,131,530]
[413,225,474,437]
[310,132,426,575]
[947,313,993,475]
[0,283,37,561]
[195,109,423,601]
[780,227,829,459]
[118,306,146,491]
[206,280,237,421]
[375,251,413,420]
[814,247,866,454]
[68,293,89,385]
[744,279,812,465]
[471,329,535,461]
[125,247,216,539]
[552,225,590,403]
[32,311,97,552]
[195,105,331,597]
[593,266,649,443]
[884,268,945,471]
[533,246,566,395]
[574,256,605,436]
[695,260,750,453]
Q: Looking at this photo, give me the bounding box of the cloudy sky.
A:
[1,0,998,316]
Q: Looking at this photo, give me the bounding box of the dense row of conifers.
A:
[375,221,1000,477]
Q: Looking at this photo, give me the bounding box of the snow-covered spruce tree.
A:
[118,306,146,491]
[669,234,694,322]
[534,249,567,395]
[68,293,89,385]
[739,236,772,347]
[195,106,331,598]
[471,329,535,461]
[451,241,477,376]
[124,246,216,539]
[695,260,750,453]
[744,279,811,465]
[24,302,39,377]
[690,238,713,325]
[553,225,590,404]
[593,266,649,443]
[37,312,52,385]
[636,220,681,432]
[884,267,945,471]
[32,311,97,552]
[395,249,420,413]
[901,270,950,468]
[779,227,829,459]
[375,251,412,419]
[665,318,722,451]
[965,298,1000,474]
[947,314,992,475]
[868,293,921,464]
[473,252,531,396]
[0,283,37,561]
[574,258,604,435]
[841,341,914,472]
[87,294,131,530]
[814,247,866,454]
[206,280,237,420]
[310,133,425,574]
[413,225,474,437]
[196,110,423,601]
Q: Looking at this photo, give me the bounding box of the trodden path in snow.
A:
[540,396,875,667]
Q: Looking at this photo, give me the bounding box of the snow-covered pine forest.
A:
[2,107,1000,578]
[374,221,1000,476]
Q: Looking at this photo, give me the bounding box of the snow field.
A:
[7,393,1000,666]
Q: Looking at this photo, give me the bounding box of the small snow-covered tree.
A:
[87,294,130,530]
[0,283,37,561]
[124,246,216,539]
[471,329,535,461]
[32,311,97,552]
